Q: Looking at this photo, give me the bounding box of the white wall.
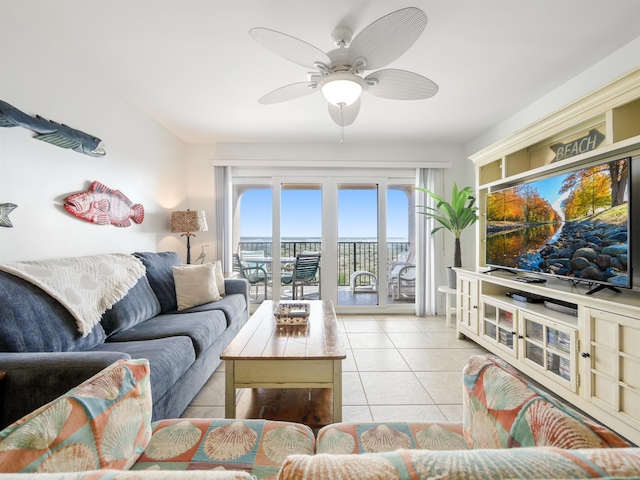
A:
[0,10,189,263]
[466,36,640,157]
[185,144,219,263]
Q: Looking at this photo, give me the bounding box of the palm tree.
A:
[416,183,478,268]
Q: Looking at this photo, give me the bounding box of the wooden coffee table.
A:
[221,300,346,426]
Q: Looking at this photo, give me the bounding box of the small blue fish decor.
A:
[0,100,105,157]
[0,203,17,228]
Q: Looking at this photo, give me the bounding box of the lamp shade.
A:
[171,210,208,233]
[319,73,365,107]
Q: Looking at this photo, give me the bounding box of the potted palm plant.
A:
[416,183,478,288]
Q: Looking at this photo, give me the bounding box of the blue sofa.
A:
[0,251,250,428]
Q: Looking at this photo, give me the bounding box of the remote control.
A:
[514,276,547,283]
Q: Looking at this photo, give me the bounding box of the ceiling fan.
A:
[249,7,438,140]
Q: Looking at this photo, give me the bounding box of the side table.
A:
[438,285,457,327]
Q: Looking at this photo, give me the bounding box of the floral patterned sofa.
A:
[0,355,638,479]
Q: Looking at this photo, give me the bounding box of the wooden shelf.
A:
[482,293,578,328]
[471,67,640,172]
[235,388,333,431]
[472,67,640,191]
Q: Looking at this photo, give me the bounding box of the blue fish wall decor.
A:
[0,203,17,228]
[0,100,105,157]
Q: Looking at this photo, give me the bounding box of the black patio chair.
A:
[233,253,268,300]
[281,253,321,300]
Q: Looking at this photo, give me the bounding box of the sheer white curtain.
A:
[214,166,232,274]
[415,168,437,316]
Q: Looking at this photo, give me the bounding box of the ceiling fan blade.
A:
[349,7,427,70]
[328,98,360,126]
[258,82,318,105]
[249,27,331,70]
[365,69,438,100]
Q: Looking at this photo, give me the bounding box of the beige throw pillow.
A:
[213,260,225,296]
[172,263,221,311]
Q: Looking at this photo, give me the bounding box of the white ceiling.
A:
[3,0,640,146]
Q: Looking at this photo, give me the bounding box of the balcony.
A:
[237,241,413,306]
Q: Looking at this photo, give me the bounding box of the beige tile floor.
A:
[182,314,488,424]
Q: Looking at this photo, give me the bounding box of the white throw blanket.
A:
[0,253,145,336]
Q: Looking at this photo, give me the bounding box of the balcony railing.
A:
[238,241,410,286]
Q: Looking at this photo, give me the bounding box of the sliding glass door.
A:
[387,184,414,304]
[232,171,416,312]
[280,184,323,300]
[234,184,272,303]
[337,184,379,306]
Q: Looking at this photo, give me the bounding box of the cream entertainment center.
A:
[457,67,640,444]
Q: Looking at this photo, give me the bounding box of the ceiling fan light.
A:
[320,74,364,107]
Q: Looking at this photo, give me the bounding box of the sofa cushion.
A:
[177,294,246,328]
[316,422,469,454]
[278,447,640,480]
[213,260,226,296]
[133,252,182,313]
[172,263,222,311]
[101,275,161,336]
[91,337,195,404]
[106,310,228,357]
[0,359,151,473]
[223,278,249,299]
[132,418,315,479]
[0,271,106,353]
[462,354,631,449]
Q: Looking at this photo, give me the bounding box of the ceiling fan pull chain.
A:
[340,104,345,144]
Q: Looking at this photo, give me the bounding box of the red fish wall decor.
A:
[64,181,144,227]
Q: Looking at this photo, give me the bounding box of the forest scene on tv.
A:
[486,158,630,288]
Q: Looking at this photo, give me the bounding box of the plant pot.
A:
[447,267,457,289]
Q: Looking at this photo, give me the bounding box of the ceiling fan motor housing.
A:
[326,48,354,72]
[331,26,353,47]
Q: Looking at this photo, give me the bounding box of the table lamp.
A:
[170,209,208,264]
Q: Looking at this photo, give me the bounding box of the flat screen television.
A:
[485,157,631,294]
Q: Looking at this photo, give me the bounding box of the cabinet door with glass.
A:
[457,274,478,337]
[480,297,518,357]
[521,311,577,392]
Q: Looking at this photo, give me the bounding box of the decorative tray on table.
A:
[273,302,310,325]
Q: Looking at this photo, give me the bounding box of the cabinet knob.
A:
[473,305,478,309]
[511,331,517,335]
[518,335,524,339]
[581,352,590,358]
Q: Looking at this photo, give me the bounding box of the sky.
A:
[530,175,567,204]
[239,188,409,239]
[527,175,568,219]
[493,173,568,218]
